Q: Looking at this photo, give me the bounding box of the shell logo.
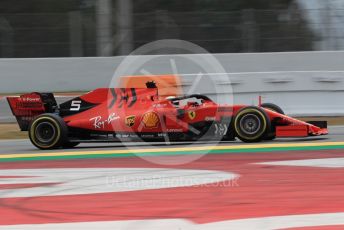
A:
[142,112,159,128]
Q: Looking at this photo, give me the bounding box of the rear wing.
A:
[7,93,57,131]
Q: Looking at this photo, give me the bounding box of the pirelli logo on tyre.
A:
[142,112,159,128]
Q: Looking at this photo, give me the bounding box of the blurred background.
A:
[0,0,343,58]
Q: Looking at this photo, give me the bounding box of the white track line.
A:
[257,157,344,168]
[1,212,344,230]
[0,168,237,198]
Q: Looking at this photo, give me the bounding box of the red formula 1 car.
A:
[7,82,328,149]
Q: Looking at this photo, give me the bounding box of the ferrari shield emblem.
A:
[188,111,196,120]
[125,115,136,127]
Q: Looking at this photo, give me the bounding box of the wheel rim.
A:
[35,122,56,143]
[239,114,261,135]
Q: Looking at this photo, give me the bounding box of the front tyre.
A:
[29,114,68,150]
[261,103,284,140]
[234,106,270,143]
[261,103,284,115]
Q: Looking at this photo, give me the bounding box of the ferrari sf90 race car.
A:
[7,82,328,149]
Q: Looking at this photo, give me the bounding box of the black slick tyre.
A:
[261,103,284,114]
[261,103,285,140]
[63,141,80,148]
[234,106,271,143]
[29,114,68,150]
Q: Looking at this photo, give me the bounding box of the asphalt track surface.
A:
[1,126,344,229]
[0,125,343,154]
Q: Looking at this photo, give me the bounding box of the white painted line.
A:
[0,168,237,198]
[0,219,192,230]
[257,157,344,168]
[1,212,344,230]
[203,212,344,230]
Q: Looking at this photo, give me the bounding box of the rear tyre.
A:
[29,114,68,150]
[63,141,80,148]
[234,106,270,143]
